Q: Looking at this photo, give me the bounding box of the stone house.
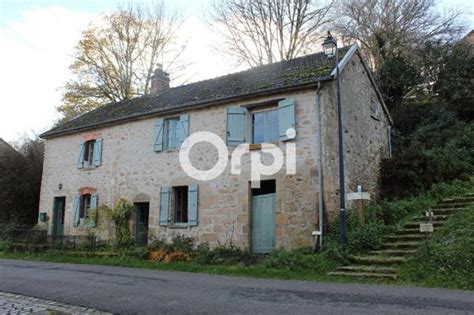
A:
[39,44,392,252]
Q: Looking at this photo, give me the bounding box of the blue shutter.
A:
[89,193,98,227]
[77,143,85,169]
[226,107,247,145]
[154,118,164,152]
[93,138,103,167]
[159,187,170,226]
[188,184,199,226]
[72,196,80,226]
[278,97,296,141]
[179,113,189,148]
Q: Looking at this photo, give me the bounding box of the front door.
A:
[251,193,276,254]
[52,197,65,237]
[135,203,149,246]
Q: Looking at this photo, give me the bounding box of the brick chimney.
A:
[150,64,170,95]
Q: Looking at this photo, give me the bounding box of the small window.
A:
[79,194,91,219]
[83,140,96,167]
[165,117,180,150]
[252,109,279,144]
[173,186,188,223]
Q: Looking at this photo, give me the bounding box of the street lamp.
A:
[322,32,347,247]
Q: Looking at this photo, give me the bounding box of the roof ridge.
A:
[158,50,331,93]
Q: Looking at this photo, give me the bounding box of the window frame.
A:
[164,117,180,150]
[79,194,92,220]
[83,140,96,167]
[172,186,189,224]
[251,107,279,144]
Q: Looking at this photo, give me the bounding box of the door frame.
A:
[52,196,66,237]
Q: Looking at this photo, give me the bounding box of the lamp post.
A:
[322,32,347,247]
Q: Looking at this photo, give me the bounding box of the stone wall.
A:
[39,90,320,250]
[319,51,391,221]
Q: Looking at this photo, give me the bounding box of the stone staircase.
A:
[328,192,474,280]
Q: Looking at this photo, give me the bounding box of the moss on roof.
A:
[41,48,349,138]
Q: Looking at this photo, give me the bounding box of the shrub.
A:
[100,198,134,247]
[263,247,343,272]
[193,245,252,265]
[118,246,149,260]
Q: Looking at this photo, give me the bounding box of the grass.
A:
[0,250,362,285]
[398,204,474,290]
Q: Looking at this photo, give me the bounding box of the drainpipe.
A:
[315,81,324,249]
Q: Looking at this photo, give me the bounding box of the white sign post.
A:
[347,185,371,226]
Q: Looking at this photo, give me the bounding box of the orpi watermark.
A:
[179,129,296,188]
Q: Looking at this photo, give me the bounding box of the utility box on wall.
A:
[39,212,47,222]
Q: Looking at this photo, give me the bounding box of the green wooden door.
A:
[251,193,276,254]
[135,203,149,246]
[52,197,65,237]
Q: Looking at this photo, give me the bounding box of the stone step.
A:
[335,265,398,274]
[327,271,397,280]
[432,208,463,215]
[394,228,422,235]
[404,221,444,229]
[432,203,469,209]
[349,255,408,265]
[383,241,423,249]
[369,249,417,257]
[438,197,474,204]
[383,234,425,242]
[412,214,449,221]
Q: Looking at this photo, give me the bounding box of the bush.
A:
[325,205,388,254]
[194,244,253,265]
[118,246,149,260]
[382,111,474,199]
[399,205,474,290]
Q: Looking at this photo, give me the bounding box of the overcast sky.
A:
[0,0,473,142]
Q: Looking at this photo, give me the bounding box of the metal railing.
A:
[9,229,97,251]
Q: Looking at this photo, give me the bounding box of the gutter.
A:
[315,81,324,249]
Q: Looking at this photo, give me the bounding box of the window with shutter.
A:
[188,184,198,226]
[226,107,247,146]
[72,196,80,226]
[179,113,189,148]
[93,138,103,167]
[154,118,164,152]
[159,187,170,226]
[77,143,85,169]
[278,97,296,141]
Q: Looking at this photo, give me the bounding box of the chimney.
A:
[150,63,170,95]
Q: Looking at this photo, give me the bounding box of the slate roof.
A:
[41,48,350,139]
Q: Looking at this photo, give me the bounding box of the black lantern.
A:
[322,31,337,58]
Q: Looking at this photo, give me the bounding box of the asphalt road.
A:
[0,259,473,314]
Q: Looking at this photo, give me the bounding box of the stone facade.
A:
[38,50,391,250]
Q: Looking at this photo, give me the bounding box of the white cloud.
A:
[0,7,94,142]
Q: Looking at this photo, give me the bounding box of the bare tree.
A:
[58,1,184,122]
[334,0,463,70]
[211,0,334,67]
